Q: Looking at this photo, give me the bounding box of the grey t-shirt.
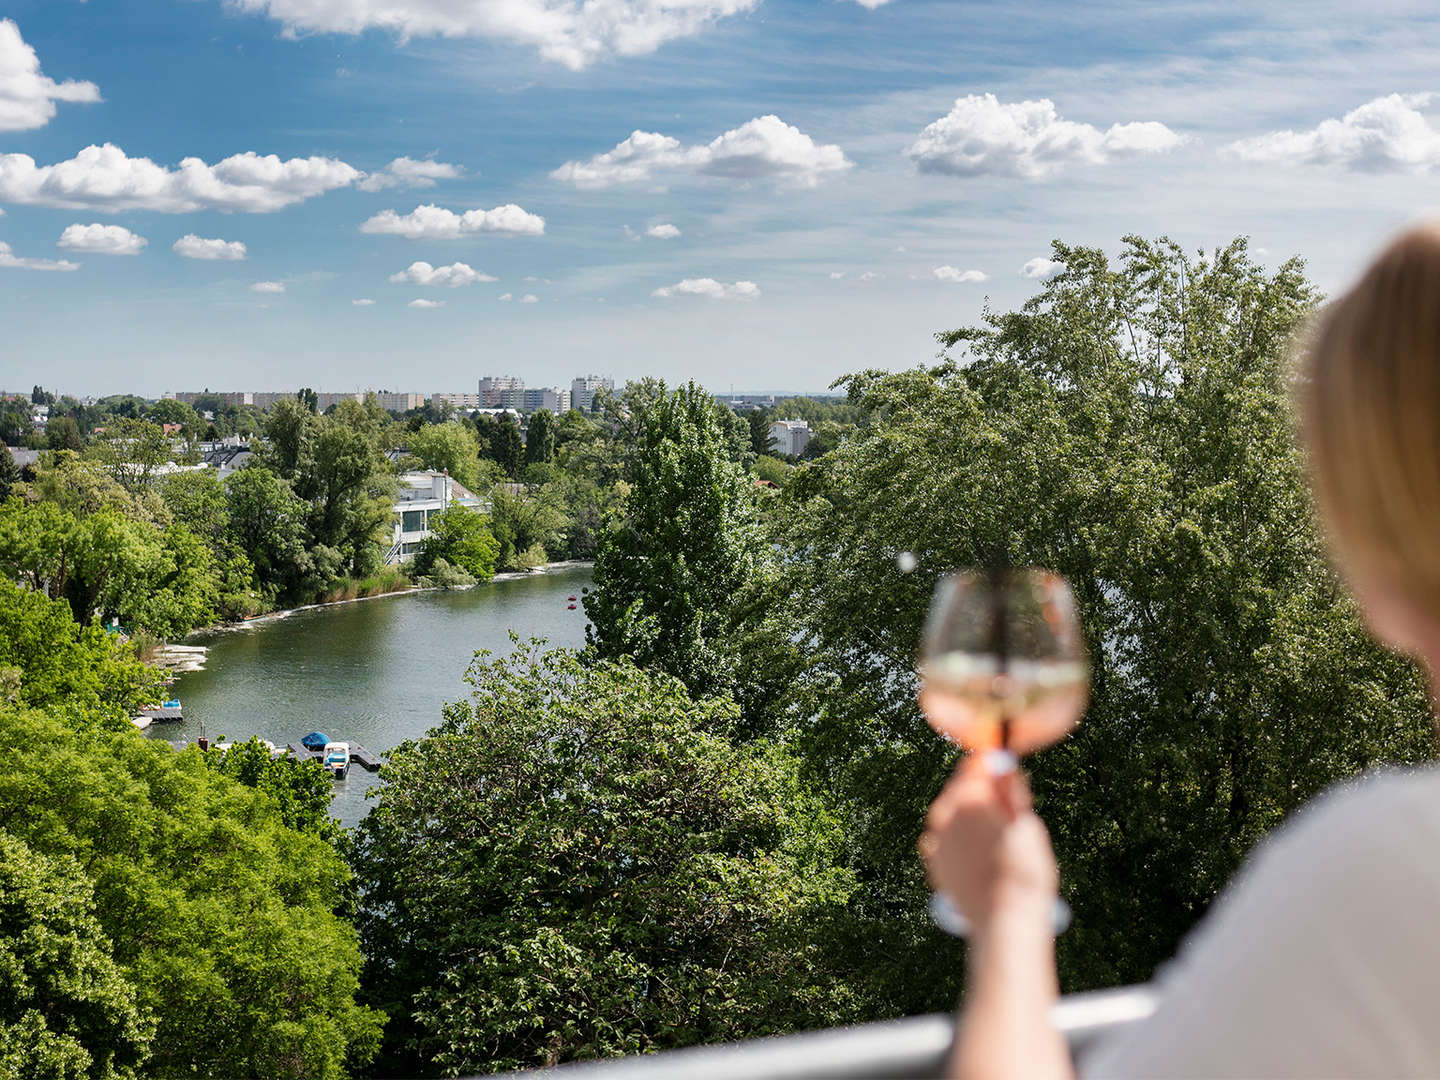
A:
[1083,768,1440,1079]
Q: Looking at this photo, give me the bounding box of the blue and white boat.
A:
[323,741,350,779]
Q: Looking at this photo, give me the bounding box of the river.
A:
[162,565,593,826]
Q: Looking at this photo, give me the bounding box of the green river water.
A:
[164,564,592,826]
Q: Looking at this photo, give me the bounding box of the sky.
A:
[5,2,1440,398]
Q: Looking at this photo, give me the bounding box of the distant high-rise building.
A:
[478,376,525,407]
[571,374,613,412]
[172,391,254,407]
[432,392,481,410]
[520,387,571,415]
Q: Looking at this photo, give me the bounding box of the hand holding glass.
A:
[919,569,1089,934]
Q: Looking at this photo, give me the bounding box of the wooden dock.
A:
[349,744,381,771]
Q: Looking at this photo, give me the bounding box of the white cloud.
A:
[858,271,879,281]
[520,293,539,303]
[360,202,545,239]
[57,223,147,255]
[0,240,78,271]
[646,222,681,239]
[251,281,286,293]
[352,298,376,306]
[906,93,1185,179]
[356,156,462,192]
[0,143,360,212]
[408,297,444,308]
[389,260,496,287]
[849,0,892,6]
[0,19,101,133]
[173,234,247,260]
[934,265,987,283]
[228,0,758,70]
[1226,93,1440,171]
[1020,257,1066,280]
[829,271,846,279]
[652,277,760,300]
[498,292,513,301]
[553,115,851,189]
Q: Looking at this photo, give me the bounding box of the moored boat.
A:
[323,741,350,779]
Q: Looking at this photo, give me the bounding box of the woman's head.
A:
[1301,224,1440,658]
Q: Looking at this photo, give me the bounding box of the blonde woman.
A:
[923,224,1440,1080]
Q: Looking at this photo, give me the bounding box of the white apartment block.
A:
[768,419,812,457]
[374,392,427,412]
[388,471,488,563]
[433,392,481,410]
[571,375,613,412]
[478,376,525,407]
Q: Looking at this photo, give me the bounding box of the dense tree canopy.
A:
[0,704,384,1077]
[351,645,858,1077]
[412,505,499,583]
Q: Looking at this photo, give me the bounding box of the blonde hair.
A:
[1301,223,1440,604]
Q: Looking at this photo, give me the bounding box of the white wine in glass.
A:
[919,569,1089,760]
[919,568,1089,937]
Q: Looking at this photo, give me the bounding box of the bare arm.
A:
[921,762,1074,1080]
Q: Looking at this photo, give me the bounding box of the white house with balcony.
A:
[388,471,488,564]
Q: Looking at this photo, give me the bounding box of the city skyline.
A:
[6,3,1440,394]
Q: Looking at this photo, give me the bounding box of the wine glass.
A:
[919,568,1089,935]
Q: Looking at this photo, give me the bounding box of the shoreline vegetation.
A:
[203,558,593,634]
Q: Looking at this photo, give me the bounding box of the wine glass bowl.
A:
[918,569,1089,755]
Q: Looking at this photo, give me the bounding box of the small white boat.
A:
[323,741,350,779]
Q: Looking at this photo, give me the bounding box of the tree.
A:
[30,384,54,406]
[524,408,555,465]
[225,466,330,605]
[765,236,1437,1008]
[0,445,17,501]
[86,419,174,494]
[350,645,858,1077]
[0,499,215,638]
[0,831,152,1080]
[584,381,760,701]
[748,410,776,456]
[160,470,261,620]
[0,399,31,445]
[752,454,790,487]
[409,423,483,492]
[0,579,163,719]
[201,737,339,841]
[47,416,84,452]
[480,414,523,476]
[486,486,567,570]
[412,505,499,582]
[143,399,199,429]
[0,704,385,1077]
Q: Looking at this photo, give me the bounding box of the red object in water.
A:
[568,603,577,610]
[568,595,577,600]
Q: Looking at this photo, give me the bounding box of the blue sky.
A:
[5,1,1440,397]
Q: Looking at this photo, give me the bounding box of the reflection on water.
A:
[165,566,592,826]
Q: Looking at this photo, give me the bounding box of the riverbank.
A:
[191,559,593,635]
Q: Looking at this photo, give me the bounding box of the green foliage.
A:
[409,423,483,492]
[524,407,555,465]
[143,399,199,429]
[0,831,152,1080]
[0,400,31,445]
[0,578,162,724]
[475,414,524,476]
[413,505,499,582]
[0,445,17,502]
[412,557,476,590]
[751,454,790,487]
[85,421,173,494]
[351,645,858,1076]
[0,499,215,638]
[487,487,566,571]
[0,705,384,1078]
[766,236,1437,1007]
[585,381,760,700]
[201,737,340,842]
[46,416,84,452]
